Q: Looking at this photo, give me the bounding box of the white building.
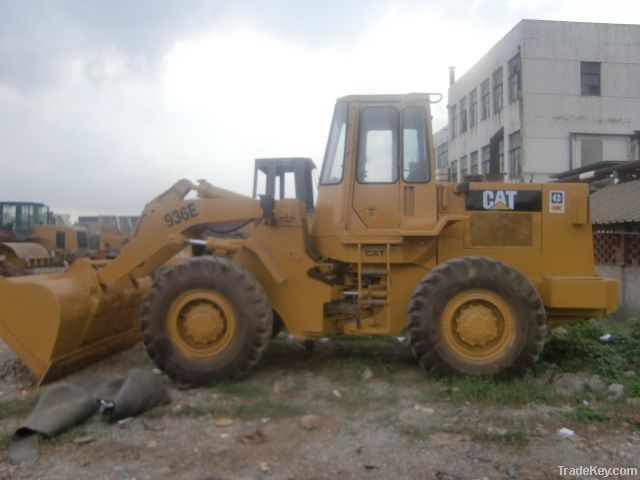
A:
[433,126,449,181]
[440,20,640,183]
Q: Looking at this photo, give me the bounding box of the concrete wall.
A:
[522,21,640,178]
[596,265,640,319]
[446,20,640,183]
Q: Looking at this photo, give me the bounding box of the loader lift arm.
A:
[98,179,265,286]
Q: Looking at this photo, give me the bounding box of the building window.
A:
[449,105,457,139]
[436,143,449,169]
[450,160,458,182]
[481,145,490,173]
[460,155,468,180]
[581,138,603,166]
[508,131,522,179]
[481,78,490,120]
[459,97,467,134]
[498,137,504,172]
[572,134,630,167]
[470,150,479,174]
[493,67,503,114]
[469,89,478,128]
[581,62,601,96]
[508,53,521,103]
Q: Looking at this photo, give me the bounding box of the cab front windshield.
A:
[33,205,48,225]
[319,101,431,186]
[1,204,16,229]
[1,203,49,231]
[319,102,348,185]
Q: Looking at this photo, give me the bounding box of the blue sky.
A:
[0,0,637,215]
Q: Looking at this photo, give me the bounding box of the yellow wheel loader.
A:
[0,201,89,276]
[0,93,618,386]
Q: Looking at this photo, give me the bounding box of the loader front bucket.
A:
[0,258,150,384]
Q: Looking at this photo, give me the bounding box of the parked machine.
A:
[77,215,138,259]
[0,93,618,385]
[0,201,89,276]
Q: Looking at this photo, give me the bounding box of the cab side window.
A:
[403,106,430,182]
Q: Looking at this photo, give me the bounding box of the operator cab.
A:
[312,94,439,258]
[252,157,317,212]
[0,201,50,239]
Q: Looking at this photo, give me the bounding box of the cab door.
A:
[352,106,401,230]
[352,103,437,232]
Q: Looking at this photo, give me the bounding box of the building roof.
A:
[591,179,640,224]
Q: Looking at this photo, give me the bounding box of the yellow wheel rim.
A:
[167,289,236,358]
[440,289,515,362]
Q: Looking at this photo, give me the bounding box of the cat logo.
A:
[482,190,518,211]
[549,190,565,214]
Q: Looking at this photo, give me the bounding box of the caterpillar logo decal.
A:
[466,189,542,212]
[482,190,517,210]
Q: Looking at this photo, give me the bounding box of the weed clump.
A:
[568,405,609,423]
[541,319,640,377]
[0,396,37,420]
[435,375,551,406]
[626,377,640,398]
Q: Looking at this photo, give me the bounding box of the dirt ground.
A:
[0,335,639,480]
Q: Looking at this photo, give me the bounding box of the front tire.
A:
[407,256,546,376]
[140,257,273,387]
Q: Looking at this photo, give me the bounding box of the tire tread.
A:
[407,256,547,376]
[140,256,273,387]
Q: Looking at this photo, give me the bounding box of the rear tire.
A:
[140,257,273,387]
[407,256,546,376]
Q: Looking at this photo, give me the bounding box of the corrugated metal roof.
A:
[591,180,640,224]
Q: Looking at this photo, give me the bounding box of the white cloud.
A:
[1,1,639,215]
[155,8,506,199]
